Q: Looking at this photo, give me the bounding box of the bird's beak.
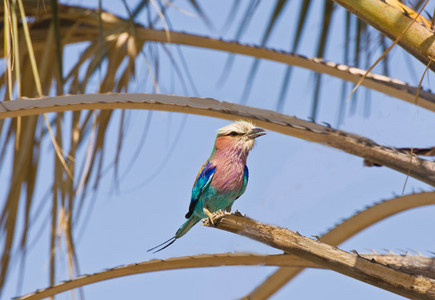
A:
[248,127,266,139]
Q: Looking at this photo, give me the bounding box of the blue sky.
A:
[3,1,435,299]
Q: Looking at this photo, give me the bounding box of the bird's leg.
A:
[203,207,215,225]
[225,203,233,213]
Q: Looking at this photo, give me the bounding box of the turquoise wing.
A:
[185,161,216,218]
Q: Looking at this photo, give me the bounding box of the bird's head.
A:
[215,120,266,153]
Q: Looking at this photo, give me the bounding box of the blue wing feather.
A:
[237,165,249,199]
[185,161,216,218]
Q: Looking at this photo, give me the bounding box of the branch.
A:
[133,29,435,112]
[246,192,435,299]
[15,253,316,300]
[203,212,435,300]
[1,94,435,185]
[15,251,435,300]
[364,254,435,280]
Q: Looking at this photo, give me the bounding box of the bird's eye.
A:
[228,131,239,136]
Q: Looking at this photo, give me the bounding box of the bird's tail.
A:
[175,215,200,239]
[147,236,176,253]
[147,216,200,253]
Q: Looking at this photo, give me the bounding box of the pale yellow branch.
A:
[332,0,435,69]
[246,192,435,299]
[364,254,435,280]
[203,212,435,300]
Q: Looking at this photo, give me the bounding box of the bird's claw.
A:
[203,207,215,225]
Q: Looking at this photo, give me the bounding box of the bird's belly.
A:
[194,192,238,219]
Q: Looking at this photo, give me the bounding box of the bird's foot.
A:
[202,209,230,226]
[203,207,215,225]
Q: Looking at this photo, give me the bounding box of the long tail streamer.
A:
[147,237,177,253]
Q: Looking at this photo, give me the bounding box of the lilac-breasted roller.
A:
[148,121,266,252]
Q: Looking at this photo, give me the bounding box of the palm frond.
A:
[49,0,63,92]
[2,93,435,186]
[240,0,290,104]
[245,191,435,298]
[16,251,435,300]
[276,0,312,111]
[310,0,335,120]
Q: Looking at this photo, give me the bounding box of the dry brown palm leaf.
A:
[15,251,435,300]
[0,2,143,295]
[2,93,435,185]
[0,115,39,291]
[15,253,316,300]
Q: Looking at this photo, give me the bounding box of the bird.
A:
[148,120,266,253]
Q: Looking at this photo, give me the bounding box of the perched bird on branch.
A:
[148,121,266,253]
